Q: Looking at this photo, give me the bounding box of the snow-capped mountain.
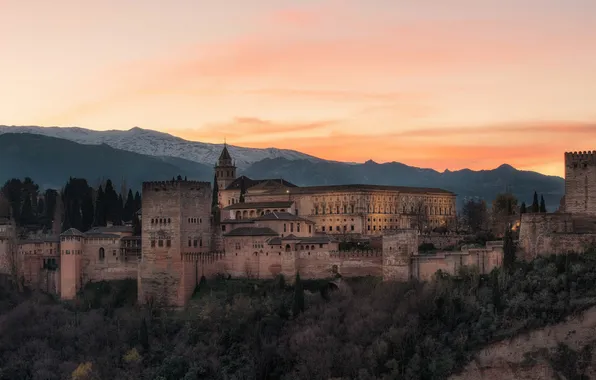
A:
[0,125,323,169]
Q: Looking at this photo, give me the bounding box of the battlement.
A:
[565,151,596,165]
[142,180,211,191]
[329,249,383,257]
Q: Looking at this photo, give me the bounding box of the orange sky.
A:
[1,0,596,177]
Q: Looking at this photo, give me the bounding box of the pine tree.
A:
[292,272,305,317]
[520,202,527,214]
[531,191,540,213]
[503,224,516,271]
[540,195,547,213]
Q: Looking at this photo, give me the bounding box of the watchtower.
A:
[139,179,212,307]
[564,151,596,215]
[60,228,84,299]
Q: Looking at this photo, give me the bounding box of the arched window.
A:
[99,247,105,260]
[285,244,291,252]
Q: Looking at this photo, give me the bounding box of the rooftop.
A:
[61,228,84,237]
[224,176,297,191]
[223,201,294,210]
[268,235,336,245]
[87,226,133,233]
[224,227,279,237]
[254,211,313,223]
[265,184,455,195]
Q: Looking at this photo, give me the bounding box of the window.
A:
[151,240,155,247]
[158,240,163,247]
[290,223,294,232]
[199,239,203,247]
[166,239,171,247]
[297,223,301,232]
[308,225,312,233]
[188,239,191,247]
[284,224,287,232]
[351,225,355,231]
[222,225,226,231]
[322,226,326,232]
[193,239,198,247]
[99,247,105,260]
[113,250,117,256]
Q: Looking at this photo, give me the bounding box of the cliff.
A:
[451,305,596,380]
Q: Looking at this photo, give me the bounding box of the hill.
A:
[0,125,322,169]
[242,158,564,210]
[0,133,212,190]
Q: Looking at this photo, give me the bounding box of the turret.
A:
[564,151,596,215]
[59,228,84,299]
[214,143,237,192]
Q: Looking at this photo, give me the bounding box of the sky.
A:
[1,0,596,177]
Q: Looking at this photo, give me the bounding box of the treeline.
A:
[0,177,141,234]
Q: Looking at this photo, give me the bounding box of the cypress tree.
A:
[123,189,135,222]
[20,194,34,226]
[134,191,141,212]
[531,191,540,213]
[94,186,106,227]
[503,224,516,272]
[211,174,219,209]
[540,195,547,213]
[239,177,246,203]
[292,272,305,317]
[115,193,124,225]
[36,197,45,217]
[81,191,95,231]
[520,202,527,214]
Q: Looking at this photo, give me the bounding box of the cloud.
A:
[171,117,339,142]
[395,122,596,138]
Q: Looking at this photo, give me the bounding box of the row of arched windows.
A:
[151,217,171,225]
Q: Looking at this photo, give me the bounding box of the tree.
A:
[531,191,540,213]
[239,177,246,203]
[19,194,34,226]
[94,186,106,227]
[123,189,135,222]
[491,193,518,234]
[0,192,9,218]
[520,202,527,215]
[503,224,516,271]
[134,191,141,213]
[461,198,488,233]
[139,318,149,351]
[81,191,95,232]
[410,199,429,233]
[292,272,305,317]
[211,174,219,209]
[540,195,547,213]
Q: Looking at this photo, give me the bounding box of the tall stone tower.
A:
[215,144,236,191]
[60,228,84,299]
[565,151,596,215]
[138,179,212,307]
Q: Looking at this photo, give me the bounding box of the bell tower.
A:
[215,143,236,191]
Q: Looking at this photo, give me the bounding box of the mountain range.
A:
[0,127,565,210]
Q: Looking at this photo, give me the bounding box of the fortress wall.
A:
[382,230,418,281]
[420,234,471,249]
[565,151,596,216]
[412,248,503,281]
[519,213,574,259]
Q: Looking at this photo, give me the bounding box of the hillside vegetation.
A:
[1,251,596,380]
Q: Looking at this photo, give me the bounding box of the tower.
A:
[564,151,596,215]
[59,228,84,299]
[215,143,236,192]
[138,179,212,307]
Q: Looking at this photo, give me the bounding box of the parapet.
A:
[142,180,211,191]
[565,151,596,165]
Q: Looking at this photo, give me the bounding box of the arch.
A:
[235,211,242,219]
[242,210,248,218]
[285,244,291,252]
[99,247,105,260]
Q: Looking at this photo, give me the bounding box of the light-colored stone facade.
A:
[564,151,596,215]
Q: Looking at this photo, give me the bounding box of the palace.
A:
[1,145,506,307]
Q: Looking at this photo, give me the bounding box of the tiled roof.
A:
[265,184,455,195]
[121,236,141,241]
[224,227,279,237]
[84,232,121,238]
[224,176,297,191]
[221,219,255,224]
[223,201,294,210]
[267,235,336,245]
[87,226,133,233]
[20,235,60,244]
[61,228,84,236]
[254,211,313,223]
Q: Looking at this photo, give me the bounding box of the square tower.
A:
[564,151,596,215]
[139,179,212,307]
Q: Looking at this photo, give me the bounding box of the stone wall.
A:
[412,247,502,281]
[565,151,596,216]
[420,233,471,249]
[139,180,212,307]
[382,230,418,281]
[518,213,575,259]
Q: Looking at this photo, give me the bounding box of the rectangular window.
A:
[308,225,312,233]
[193,239,198,247]
[351,225,355,231]
[319,244,323,248]
[329,225,332,232]
[199,239,202,247]
[188,239,191,247]
[284,224,287,232]
[290,223,294,232]
[158,240,163,247]
[151,240,156,247]
[66,250,70,254]
[222,225,226,231]
[166,240,171,247]
[297,223,300,232]
[113,250,117,256]
[336,226,340,231]
[367,225,371,231]
[322,226,325,232]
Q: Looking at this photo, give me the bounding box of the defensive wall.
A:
[565,151,596,216]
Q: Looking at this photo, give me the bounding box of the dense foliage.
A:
[0,177,141,233]
[2,251,596,380]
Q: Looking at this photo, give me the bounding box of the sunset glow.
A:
[2,0,596,176]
